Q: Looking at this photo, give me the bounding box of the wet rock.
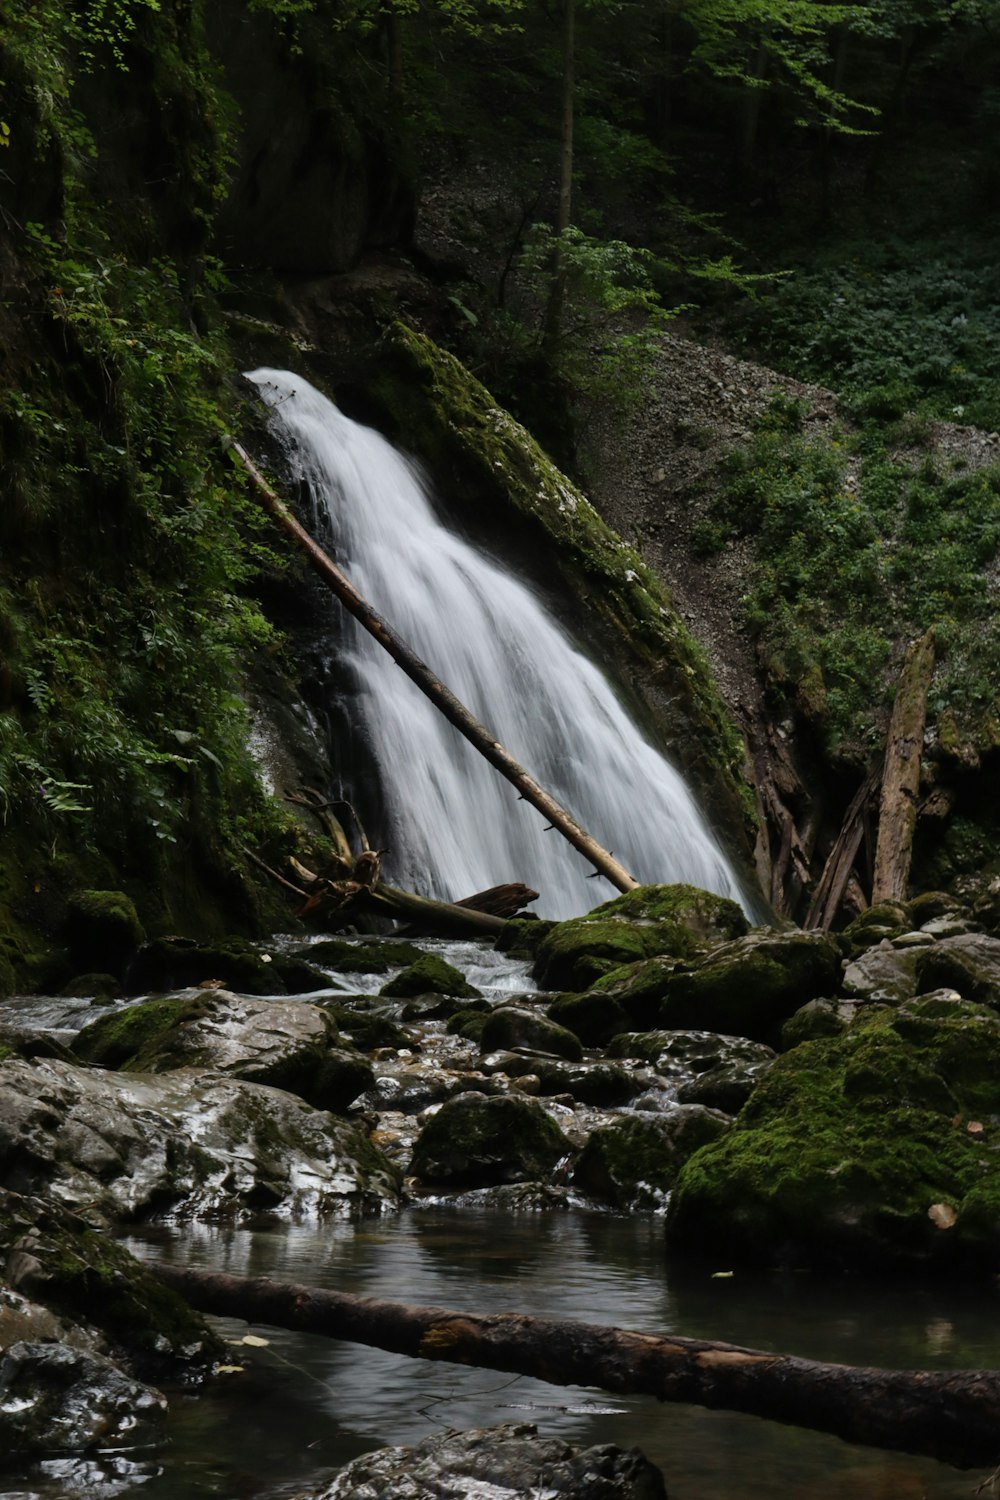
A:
[529,1059,641,1107]
[410,1092,571,1188]
[667,999,1000,1269]
[0,1057,400,1221]
[842,941,919,1004]
[573,1106,730,1210]
[907,891,965,926]
[675,1054,773,1113]
[445,1006,491,1043]
[322,1000,412,1052]
[606,1029,775,1095]
[302,938,425,973]
[658,930,842,1044]
[311,1422,666,1500]
[480,1005,583,1061]
[0,1341,166,1456]
[269,956,335,993]
[916,933,1000,1007]
[0,1288,97,1355]
[546,989,631,1046]
[840,903,911,957]
[125,937,286,996]
[71,992,373,1113]
[64,892,145,979]
[59,973,123,1000]
[495,918,558,958]
[780,998,861,1049]
[532,883,748,991]
[379,954,481,999]
[592,956,691,1030]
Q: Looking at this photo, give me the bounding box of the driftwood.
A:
[227,434,639,896]
[454,882,540,918]
[872,628,936,904]
[152,1263,1000,1468]
[803,766,881,931]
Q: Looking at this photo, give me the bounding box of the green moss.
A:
[668,1002,1000,1269]
[479,1006,583,1062]
[410,1092,571,1188]
[545,990,630,1047]
[379,954,481,999]
[71,996,208,1070]
[659,930,842,1043]
[574,1111,730,1209]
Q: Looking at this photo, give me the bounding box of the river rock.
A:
[380,954,481,999]
[546,989,631,1046]
[915,933,1000,1007]
[311,1422,666,1500]
[780,998,862,1049]
[301,938,425,972]
[409,1092,571,1188]
[0,1341,167,1456]
[657,929,842,1044]
[592,956,691,1030]
[842,941,919,1003]
[532,883,748,991]
[606,1029,775,1097]
[573,1106,730,1210]
[479,1005,583,1061]
[71,992,373,1113]
[667,996,1000,1269]
[840,902,911,956]
[674,1055,773,1113]
[0,1057,399,1221]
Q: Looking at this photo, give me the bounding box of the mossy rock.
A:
[409,1092,571,1188]
[379,954,481,1000]
[303,939,425,973]
[479,1006,583,1062]
[840,903,911,957]
[780,998,855,1050]
[529,1059,639,1107]
[533,883,748,992]
[592,955,692,1030]
[125,937,286,996]
[907,892,964,926]
[445,1007,490,1044]
[270,956,334,993]
[915,933,1000,1008]
[842,942,919,1004]
[667,1000,1000,1269]
[573,1108,730,1210]
[545,990,630,1047]
[658,929,842,1044]
[494,919,558,959]
[71,996,208,1070]
[321,1001,411,1053]
[63,891,145,977]
[59,973,123,1000]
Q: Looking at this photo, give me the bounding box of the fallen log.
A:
[227,434,639,896]
[152,1264,1000,1468]
[454,882,539,918]
[872,628,936,905]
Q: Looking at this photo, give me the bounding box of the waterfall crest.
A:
[248,368,746,920]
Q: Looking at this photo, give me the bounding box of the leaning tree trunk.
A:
[152,1264,1000,1468]
[227,436,640,896]
[872,628,935,905]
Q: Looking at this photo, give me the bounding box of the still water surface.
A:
[35,1209,985,1500]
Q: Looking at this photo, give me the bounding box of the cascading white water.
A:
[248,368,747,920]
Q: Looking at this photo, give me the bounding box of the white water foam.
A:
[247,369,746,919]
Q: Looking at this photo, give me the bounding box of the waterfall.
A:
[247,369,747,920]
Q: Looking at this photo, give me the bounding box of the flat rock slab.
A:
[311,1422,666,1499]
[0,1057,399,1222]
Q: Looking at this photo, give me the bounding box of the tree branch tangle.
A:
[153,1263,1000,1468]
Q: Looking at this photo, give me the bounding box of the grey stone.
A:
[842,940,919,1003]
[0,1341,166,1456]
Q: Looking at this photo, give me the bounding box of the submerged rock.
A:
[311,1421,666,1499]
[0,1341,167,1457]
[409,1092,571,1188]
[0,1057,399,1222]
[667,997,1000,1269]
[532,883,748,991]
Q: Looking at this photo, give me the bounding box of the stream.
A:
[2,938,997,1500]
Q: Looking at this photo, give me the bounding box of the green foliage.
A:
[707,393,1000,758]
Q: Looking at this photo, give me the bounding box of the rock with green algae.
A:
[591,955,693,1030]
[915,933,1000,1008]
[667,997,1000,1269]
[573,1107,730,1211]
[300,938,425,973]
[371,323,755,848]
[409,1092,571,1189]
[380,954,481,1000]
[840,903,911,957]
[657,929,842,1044]
[842,941,919,1004]
[71,992,373,1114]
[125,937,288,996]
[545,990,631,1047]
[532,884,748,992]
[479,1005,583,1062]
[63,891,146,977]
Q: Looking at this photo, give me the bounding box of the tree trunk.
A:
[804,767,881,930]
[543,0,576,350]
[872,629,935,905]
[227,437,639,896]
[151,1264,1000,1468]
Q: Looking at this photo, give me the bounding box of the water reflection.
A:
[90,1211,990,1499]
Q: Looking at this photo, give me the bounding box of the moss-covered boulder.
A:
[840,903,911,957]
[494,919,558,959]
[409,1092,570,1188]
[322,1000,412,1053]
[63,891,145,978]
[533,884,748,992]
[59,973,123,1000]
[591,956,692,1030]
[658,929,842,1044]
[780,998,857,1049]
[545,990,630,1047]
[302,938,425,973]
[573,1107,730,1210]
[71,993,373,1113]
[380,955,481,1000]
[479,1006,583,1062]
[125,937,286,996]
[915,933,1000,1008]
[606,1029,774,1092]
[667,998,1000,1269]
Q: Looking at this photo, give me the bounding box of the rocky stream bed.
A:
[5,881,1000,1496]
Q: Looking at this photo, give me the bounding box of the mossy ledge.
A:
[369,324,757,860]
